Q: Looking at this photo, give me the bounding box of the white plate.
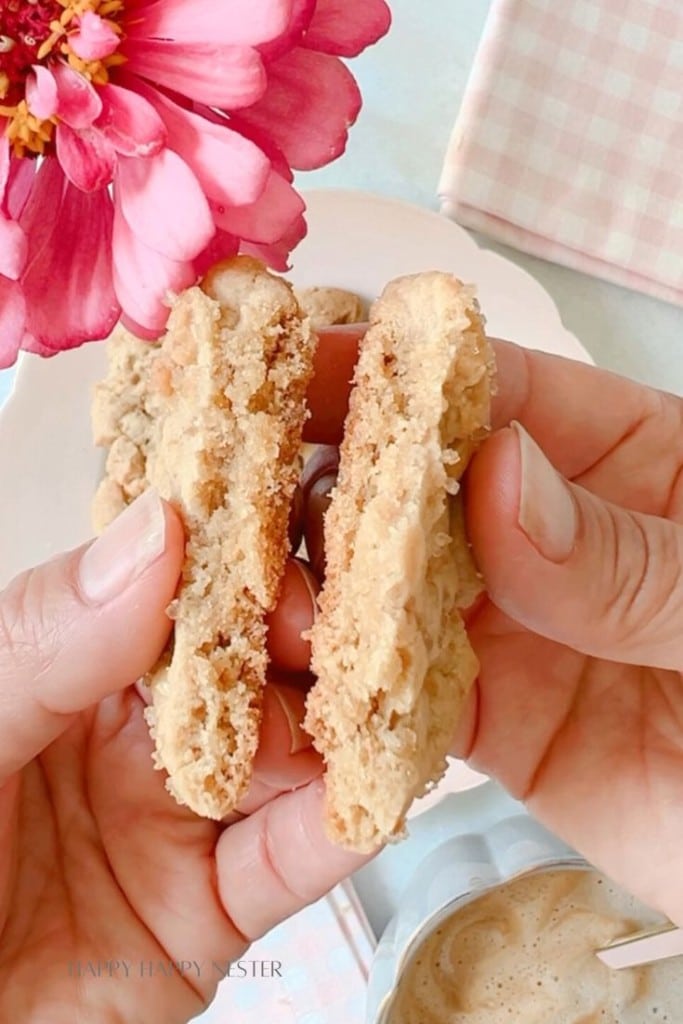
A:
[0,186,591,794]
[0,187,591,589]
[0,187,592,798]
[0,186,593,811]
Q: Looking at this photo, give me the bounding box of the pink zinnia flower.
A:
[0,0,390,367]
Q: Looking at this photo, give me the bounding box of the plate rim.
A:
[1,186,593,429]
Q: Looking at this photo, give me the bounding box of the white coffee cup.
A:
[364,786,585,1024]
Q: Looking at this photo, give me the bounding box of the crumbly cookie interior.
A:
[93,257,316,819]
[305,272,494,852]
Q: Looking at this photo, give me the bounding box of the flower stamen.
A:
[1,0,126,157]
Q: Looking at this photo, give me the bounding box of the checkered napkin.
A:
[438,0,683,306]
[194,884,375,1023]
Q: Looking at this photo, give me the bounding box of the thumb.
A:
[466,423,683,670]
[0,490,183,782]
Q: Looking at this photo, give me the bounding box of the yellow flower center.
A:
[0,0,126,157]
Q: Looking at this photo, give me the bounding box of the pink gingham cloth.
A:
[438,0,683,306]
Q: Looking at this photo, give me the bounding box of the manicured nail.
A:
[134,677,153,706]
[515,422,577,562]
[271,684,312,755]
[79,489,167,605]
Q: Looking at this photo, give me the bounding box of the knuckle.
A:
[660,393,683,519]
[598,502,682,649]
[629,389,683,520]
[225,811,307,943]
[0,571,37,662]
[0,566,70,681]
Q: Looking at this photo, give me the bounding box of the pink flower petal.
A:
[242,213,307,271]
[0,276,26,369]
[118,311,163,339]
[117,312,161,341]
[0,133,10,201]
[19,331,54,358]
[51,62,102,129]
[259,0,316,61]
[304,0,391,57]
[69,11,120,61]
[123,38,266,109]
[25,65,59,121]
[5,157,36,220]
[138,83,270,207]
[18,158,120,351]
[196,103,293,181]
[125,0,293,47]
[112,204,196,334]
[214,169,304,244]
[2,129,36,218]
[115,148,214,261]
[238,49,361,170]
[0,212,28,279]
[193,228,240,279]
[56,122,116,191]
[95,83,166,157]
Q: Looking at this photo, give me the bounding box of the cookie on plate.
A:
[296,286,366,330]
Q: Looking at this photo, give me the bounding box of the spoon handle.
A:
[596,923,683,970]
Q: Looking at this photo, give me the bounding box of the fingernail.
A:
[515,422,577,562]
[79,489,167,605]
[271,684,312,755]
[134,677,153,706]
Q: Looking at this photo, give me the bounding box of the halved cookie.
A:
[91,329,161,533]
[304,271,494,852]
[93,257,316,819]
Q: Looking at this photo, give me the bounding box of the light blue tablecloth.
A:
[2,0,681,405]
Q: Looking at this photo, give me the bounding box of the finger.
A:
[301,445,339,580]
[492,341,683,516]
[250,678,322,793]
[303,325,364,445]
[88,689,249,1002]
[303,476,336,581]
[216,778,373,941]
[0,490,183,780]
[265,558,318,672]
[134,670,322,810]
[300,444,340,500]
[448,684,479,761]
[467,423,683,670]
[288,483,305,553]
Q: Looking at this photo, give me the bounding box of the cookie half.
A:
[304,271,494,852]
[91,329,161,532]
[93,257,316,819]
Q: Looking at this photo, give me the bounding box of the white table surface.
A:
[1,0,680,410]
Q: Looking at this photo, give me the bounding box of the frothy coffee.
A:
[389,869,683,1023]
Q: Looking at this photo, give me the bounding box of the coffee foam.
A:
[388,869,683,1023]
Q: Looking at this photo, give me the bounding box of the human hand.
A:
[460,340,683,928]
[305,328,683,929]
[0,485,367,1023]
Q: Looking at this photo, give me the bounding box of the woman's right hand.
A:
[305,329,683,928]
